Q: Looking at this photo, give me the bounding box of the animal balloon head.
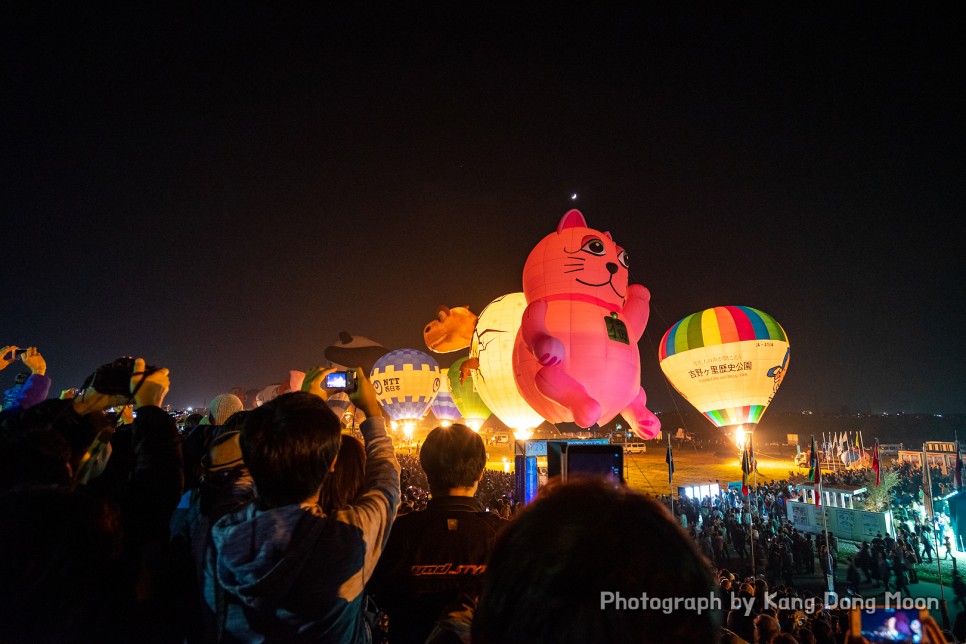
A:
[522,209,629,308]
[324,332,390,375]
[423,305,478,353]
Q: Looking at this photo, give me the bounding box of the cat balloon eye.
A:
[581,239,606,255]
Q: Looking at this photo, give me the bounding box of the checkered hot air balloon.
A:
[370,349,441,422]
[326,392,366,428]
[430,374,462,422]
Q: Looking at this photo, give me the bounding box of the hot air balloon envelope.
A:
[659,306,790,428]
[326,392,367,427]
[447,357,491,424]
[470,293,544,432]
[511,209,659,436]
[430,375,462,422]
[370,349,441,422]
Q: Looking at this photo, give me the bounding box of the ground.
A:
[394,433,965,630]
[474,436,802,491]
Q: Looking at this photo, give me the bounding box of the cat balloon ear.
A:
[557,209,587,233]
[603,231,613,240]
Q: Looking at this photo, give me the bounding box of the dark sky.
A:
[2,5,964,413]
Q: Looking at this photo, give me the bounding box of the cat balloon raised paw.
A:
[512,209,660,438]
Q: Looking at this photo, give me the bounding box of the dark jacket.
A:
[0,373,51,415]
[368,495,506,644]
[203,416,399,643]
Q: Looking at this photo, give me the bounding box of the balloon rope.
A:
[627,449,659,493]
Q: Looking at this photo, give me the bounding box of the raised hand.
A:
[20,347,46,376]
[301,366,337,401]
[132,358,170,409]
[0,346,17,371]
[349,367,386,420]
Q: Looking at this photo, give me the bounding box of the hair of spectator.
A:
[419,423,486,491]
[239,391,341,508]
[473,477,720,644]
[320,434,367,514]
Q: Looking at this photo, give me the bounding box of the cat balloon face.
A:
[522,209,629,309]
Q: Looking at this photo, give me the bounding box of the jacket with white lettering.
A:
[368,495,505,644]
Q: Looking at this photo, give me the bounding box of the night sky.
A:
[2,6,964,413]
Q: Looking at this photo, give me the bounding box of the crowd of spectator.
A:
[1,345,962,643]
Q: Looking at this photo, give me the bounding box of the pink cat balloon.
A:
[512,209,661,438]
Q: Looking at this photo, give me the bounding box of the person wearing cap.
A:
[172,413,254,641]
[182,393,244,491]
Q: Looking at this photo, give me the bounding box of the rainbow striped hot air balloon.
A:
[658,306,790,429]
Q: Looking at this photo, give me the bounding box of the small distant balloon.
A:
[571,193,577,200]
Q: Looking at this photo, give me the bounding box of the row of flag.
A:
[808,434,881,507]
[822,430,862,456]
[661,430,965,514]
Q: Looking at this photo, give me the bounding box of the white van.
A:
[623,443,647,454]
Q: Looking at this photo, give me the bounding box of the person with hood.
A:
[203,367,399,642]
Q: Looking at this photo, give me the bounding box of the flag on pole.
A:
[741,444,752,496]
[808,434,822,506]
[922,445,935,522]
[749,432,757,473]
[872,439,881,487]
[854,432,860,450]
[955,439,963,492]
[665,436,674,485]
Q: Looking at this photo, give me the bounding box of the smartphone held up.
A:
[851,606,931,643]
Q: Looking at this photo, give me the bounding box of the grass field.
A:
[434,436,811,493]
[620,444,803,494]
